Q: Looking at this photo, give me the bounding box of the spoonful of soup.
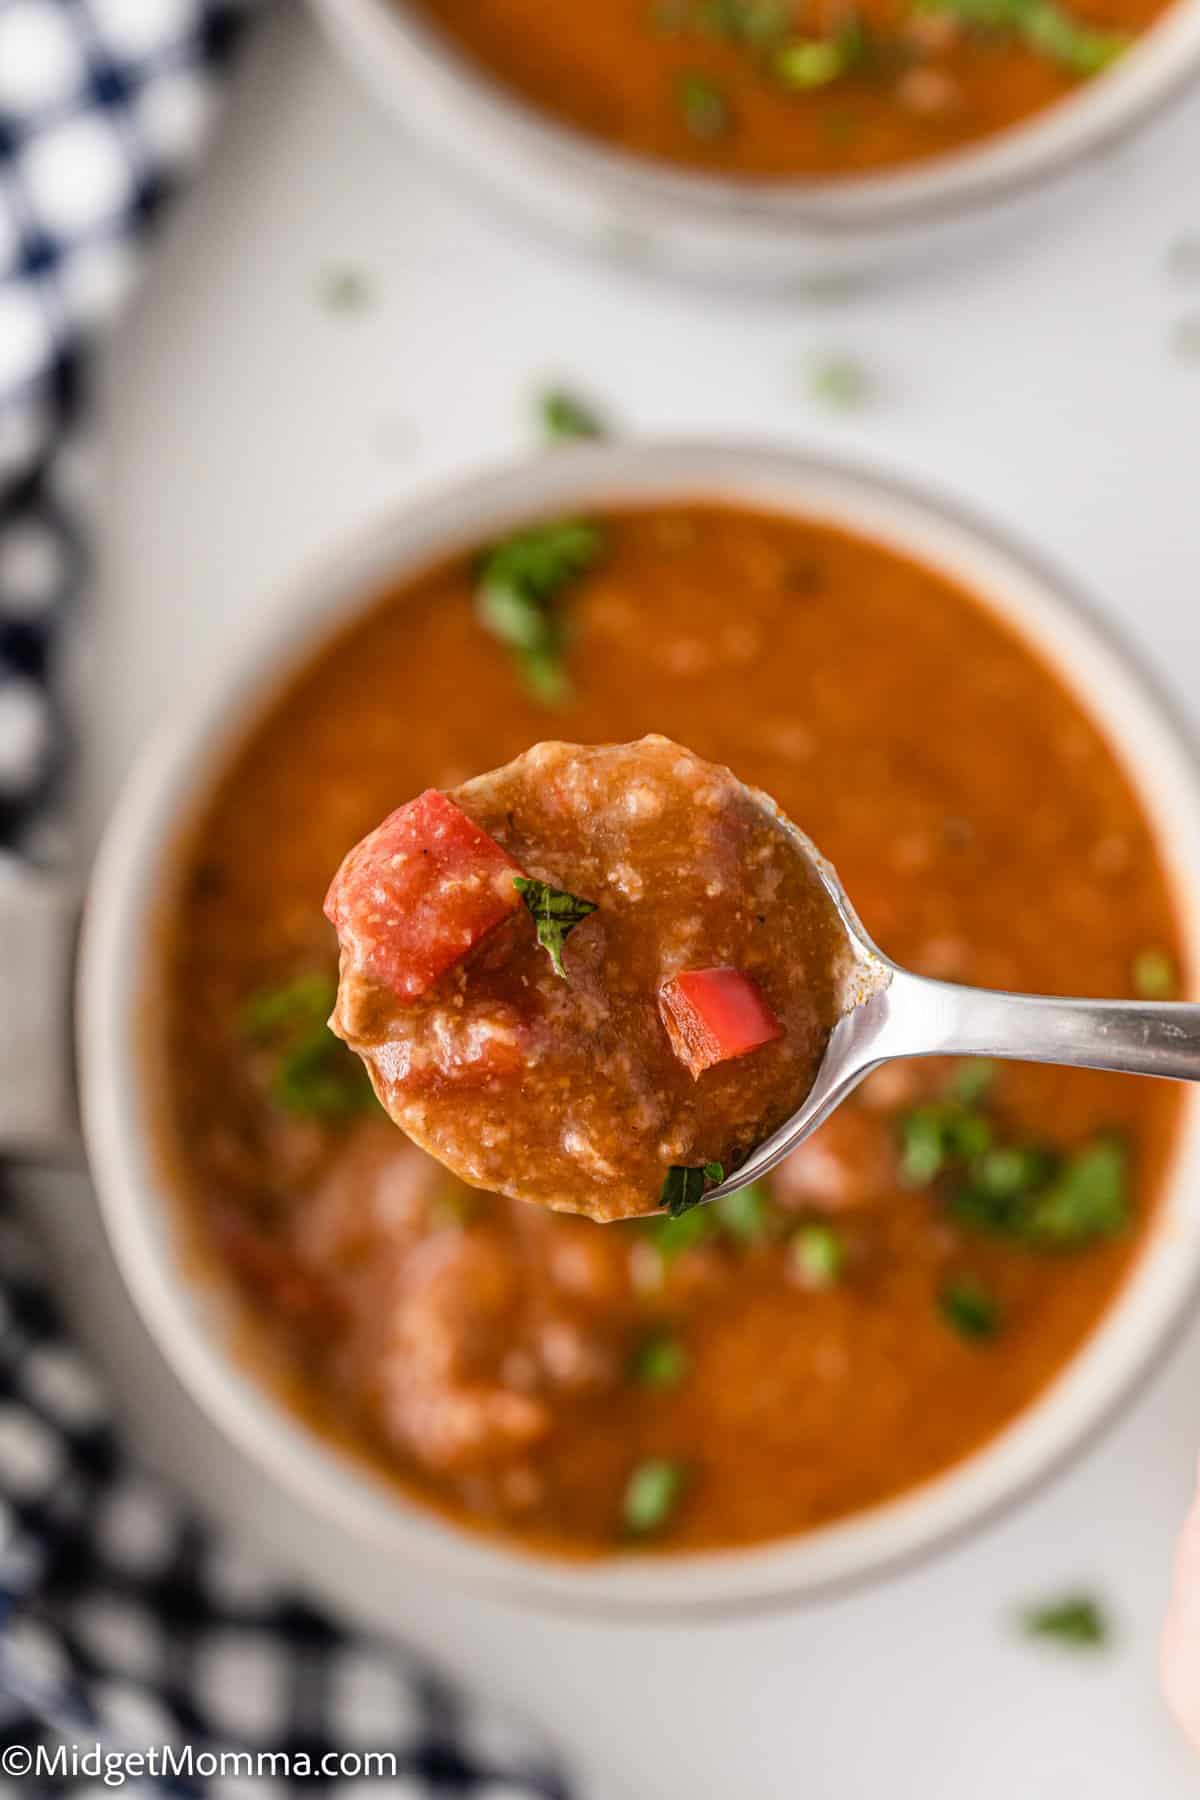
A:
[324,733,1200,1223]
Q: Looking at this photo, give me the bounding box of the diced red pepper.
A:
[659,968,783,1078]
[324,789,524,1003]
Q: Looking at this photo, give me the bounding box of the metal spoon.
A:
[705,819,1200,1206]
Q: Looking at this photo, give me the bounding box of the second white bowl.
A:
[310,0,1200,283]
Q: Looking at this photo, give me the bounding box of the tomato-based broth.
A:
[410,0,1171,178]
[161,502,1183,1557]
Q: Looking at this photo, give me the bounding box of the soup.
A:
[410,0,1170,177]
[160,502,1183,1557]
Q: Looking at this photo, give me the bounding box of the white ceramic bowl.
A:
[309,0,1200,283]
[80,443,1200,1612]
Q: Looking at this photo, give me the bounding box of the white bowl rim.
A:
[315,0,1200,235]
[79,440,1200,1615]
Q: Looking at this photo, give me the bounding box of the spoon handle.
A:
[885,970,1200,1082]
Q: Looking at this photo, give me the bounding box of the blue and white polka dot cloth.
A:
[0,0,256,855]
[0,6,570,1793]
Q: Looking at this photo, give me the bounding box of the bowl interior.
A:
[80,443,1200,1612]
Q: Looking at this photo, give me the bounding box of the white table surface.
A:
[29,5,1200,1795]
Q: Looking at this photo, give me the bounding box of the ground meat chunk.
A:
[378,1232,552,1471]
[773,1104,898,1214]
[288,1131,629,1479]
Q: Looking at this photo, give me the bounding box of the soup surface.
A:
[411,0,1169,178]
[161,501,1183,1557]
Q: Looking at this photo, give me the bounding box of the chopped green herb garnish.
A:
[950,1058,995,1106]
[678,71,731,138]
[1023,0,1127,70]
[898,1068,1130,1252]
[1132,947,1177,999]
[791,1222,845,1289]
[631,1328,690,1388]
[915,0,1127,74]
[953,1142,1058,1215]
[661,1161,725,1218]
[952,1138,1129,1247]
[939,1277,1000,1340]
[476,520,603,704]
[696,0,792,42]
[808,355,871,410]
[317,266,371,313]
[1022,1593,1111,1648]
[513,877,598,981]
[622,1458,689,1534]
[776,15,871,86]
[713,1181,773,1244]
[240,973,337,1040]
[655,0,791,42]
[775,37,846,85]
[899,1098,993,1186]
[643,1175,786,1253]
[539,387,606,444]
[978,1144,1058,1195]
[1021,1139,1129,1247]
[241,972,375,1122]
[653,0,894,127]
[522,646,573,706]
